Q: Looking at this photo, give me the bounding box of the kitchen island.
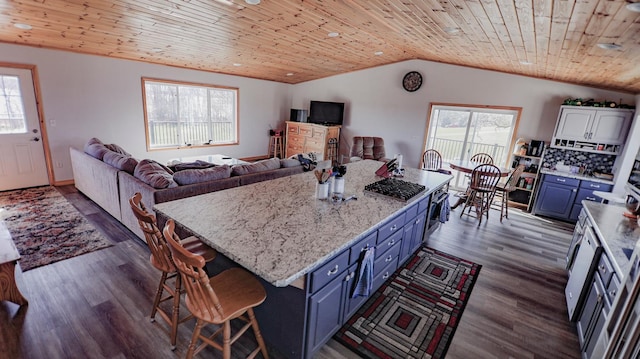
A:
[566,201,638,358]
[155,159,452,358]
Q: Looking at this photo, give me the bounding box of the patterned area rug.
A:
[334,246,481,359]
[0,186,112,271]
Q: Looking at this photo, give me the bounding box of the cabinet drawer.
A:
[305,138,324,151]
[299,127,313,137]
[309,250,349,293]
[372,259,397,291]
[418,195,432,213]
[580,180,612,191]
[606,273,620,307]
[404,202,419,223]
[311,129,326,139]
[287,123,300,134]
[374,242,400,277]
[288,135,305,146]
[349,232,377,265]
[597,253,614,287]
[575,188,602,204]
[287,144,304,155]
[377,213,406,243]
[545,175,580,187]
[376,230,402,258]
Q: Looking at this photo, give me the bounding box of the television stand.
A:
[285,121,341,163]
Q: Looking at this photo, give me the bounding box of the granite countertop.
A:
[582,201,639,275]
[540,168,614,185]
[154,160,452,287]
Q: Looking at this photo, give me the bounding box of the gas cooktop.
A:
[364,178,427,202]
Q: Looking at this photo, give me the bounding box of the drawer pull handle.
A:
[383,272,390,280]
[387,240,395,246]
[385,256,393,262]
[415,218,421,224]
[599,265,606,273]
[590,184,599,188]
[610,290,617,297]
[586,197,596,201]
[327,265,339,276]
[557,178,566,182]
[390,225,397,231]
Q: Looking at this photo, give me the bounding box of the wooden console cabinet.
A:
[285,121,341,162]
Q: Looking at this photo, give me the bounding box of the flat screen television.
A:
[309,101,344,126]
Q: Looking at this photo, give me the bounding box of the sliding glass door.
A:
[424,104,520,189]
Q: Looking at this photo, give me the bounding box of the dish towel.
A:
[440,193,451,223]
[351,246,375,298]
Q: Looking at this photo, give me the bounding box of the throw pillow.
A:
[231,158,280,176]
[84,137,110,160]
[103,151,138,174]
[105,143,131,157]
[171,160,217,172]
[280,158,302,168]
[134,159,178,189]
[173,165,231,185]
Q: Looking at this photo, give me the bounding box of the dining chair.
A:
[493,164,526,222]
[129,192,217,349]
[163,219,270,359]
[422,149,443,171]
[460,164,502,225]
[470,152,494,164]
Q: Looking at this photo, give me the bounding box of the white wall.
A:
[0,43,291,182]
[291,59,636,168]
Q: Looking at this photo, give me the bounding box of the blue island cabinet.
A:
[253,193,434,359]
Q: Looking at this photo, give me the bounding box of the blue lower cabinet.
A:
[534,180,577,219]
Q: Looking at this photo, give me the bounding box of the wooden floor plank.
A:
[0,186,581,358]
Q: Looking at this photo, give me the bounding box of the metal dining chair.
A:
[460,164,502,225]
[493,164,526,222]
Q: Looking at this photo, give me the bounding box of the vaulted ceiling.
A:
[1,0,639,93]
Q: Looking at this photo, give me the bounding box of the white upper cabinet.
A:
[552,105,634,154]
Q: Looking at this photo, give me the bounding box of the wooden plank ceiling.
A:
[0,0,639,93]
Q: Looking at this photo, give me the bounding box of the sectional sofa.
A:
[70,139,304,240]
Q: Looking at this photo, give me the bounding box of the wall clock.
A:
[402,71,423,92]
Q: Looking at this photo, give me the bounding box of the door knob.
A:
[31,137,40,142]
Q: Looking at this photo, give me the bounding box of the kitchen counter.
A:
[155,159,452,287]
[540,168,614,185]
[582,201,639,275]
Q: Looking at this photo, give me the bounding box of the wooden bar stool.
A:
[163,219,270,359]
[268,135,284,158]
[129,193,217,350]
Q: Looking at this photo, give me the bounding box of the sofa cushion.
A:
[105,143,131,157]
[134,159,178,189]
[84,137,110,160]
[173,165,231,185]
[171,160,217,172]
[231,158,280,176]
[280,158,302,168]
[103,151,138,174]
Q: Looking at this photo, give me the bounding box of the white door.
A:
[0,67,49,191]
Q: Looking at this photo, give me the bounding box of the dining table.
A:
[448,160,511,209]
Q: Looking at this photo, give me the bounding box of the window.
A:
[142,78,238,149]
[0,75,27,134]
[424,103,521,189]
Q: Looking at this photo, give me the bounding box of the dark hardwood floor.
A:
[0,185,581,358]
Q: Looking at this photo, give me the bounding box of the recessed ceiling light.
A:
[245,0,260,4]
[233,63,242,67]
[374,51,384,56]
[328,32,339,38]
[151,47,163,52]
[14,23,32,30]
[286,73,294,76]
[597,43,622,50]
[443,27,459,34]
[626,3,640,12]
[519,60,532,65]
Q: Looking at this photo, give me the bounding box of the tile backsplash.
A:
[542,148,615,174]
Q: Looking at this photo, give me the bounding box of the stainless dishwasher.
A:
[565,224,603,321]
